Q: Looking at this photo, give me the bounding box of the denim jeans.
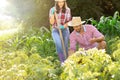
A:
[52,28,69,57]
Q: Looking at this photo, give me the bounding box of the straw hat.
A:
[68,17,85,27]
[55,0,66,1]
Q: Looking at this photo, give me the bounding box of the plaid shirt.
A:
[49,7,71,28]
[70,25,104,51]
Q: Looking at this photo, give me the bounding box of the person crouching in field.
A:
[68,17,106,56]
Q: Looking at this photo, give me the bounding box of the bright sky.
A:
[0,0,8,8]
[0,0,17,34]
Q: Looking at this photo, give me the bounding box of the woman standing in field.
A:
[49,0,71,65]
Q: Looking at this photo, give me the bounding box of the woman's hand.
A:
[63,22,69,28]
[59,25,65,29]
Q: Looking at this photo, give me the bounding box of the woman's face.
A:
[58,1,65,9]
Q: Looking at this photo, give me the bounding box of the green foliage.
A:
[103,62,120,80]
[110,38,120,61]
[112,49,120,61]
[0,51,28,80]
[106,37,120,54]
[91,11,120,38]
[1,14,120,79]
[4,27,56,58]
[61,48,120,80]
[1,48,120,80]
[0,51,61,80]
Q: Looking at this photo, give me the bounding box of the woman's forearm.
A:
[50,15,55,25]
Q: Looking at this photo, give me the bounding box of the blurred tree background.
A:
[3,0,120,29]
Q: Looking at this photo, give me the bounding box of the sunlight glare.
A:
[0,0,8,8]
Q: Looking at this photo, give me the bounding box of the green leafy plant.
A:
[91,11,120,38]
[61,48,113,80]
[0,51,61,80]
[4,27,56,58]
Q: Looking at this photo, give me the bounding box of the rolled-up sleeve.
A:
[49,7,54,19]
[66,8,71,23]
[49,7,57,27]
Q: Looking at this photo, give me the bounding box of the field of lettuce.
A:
[0,11,120,80]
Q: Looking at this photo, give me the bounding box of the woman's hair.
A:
[56,1,66,14]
